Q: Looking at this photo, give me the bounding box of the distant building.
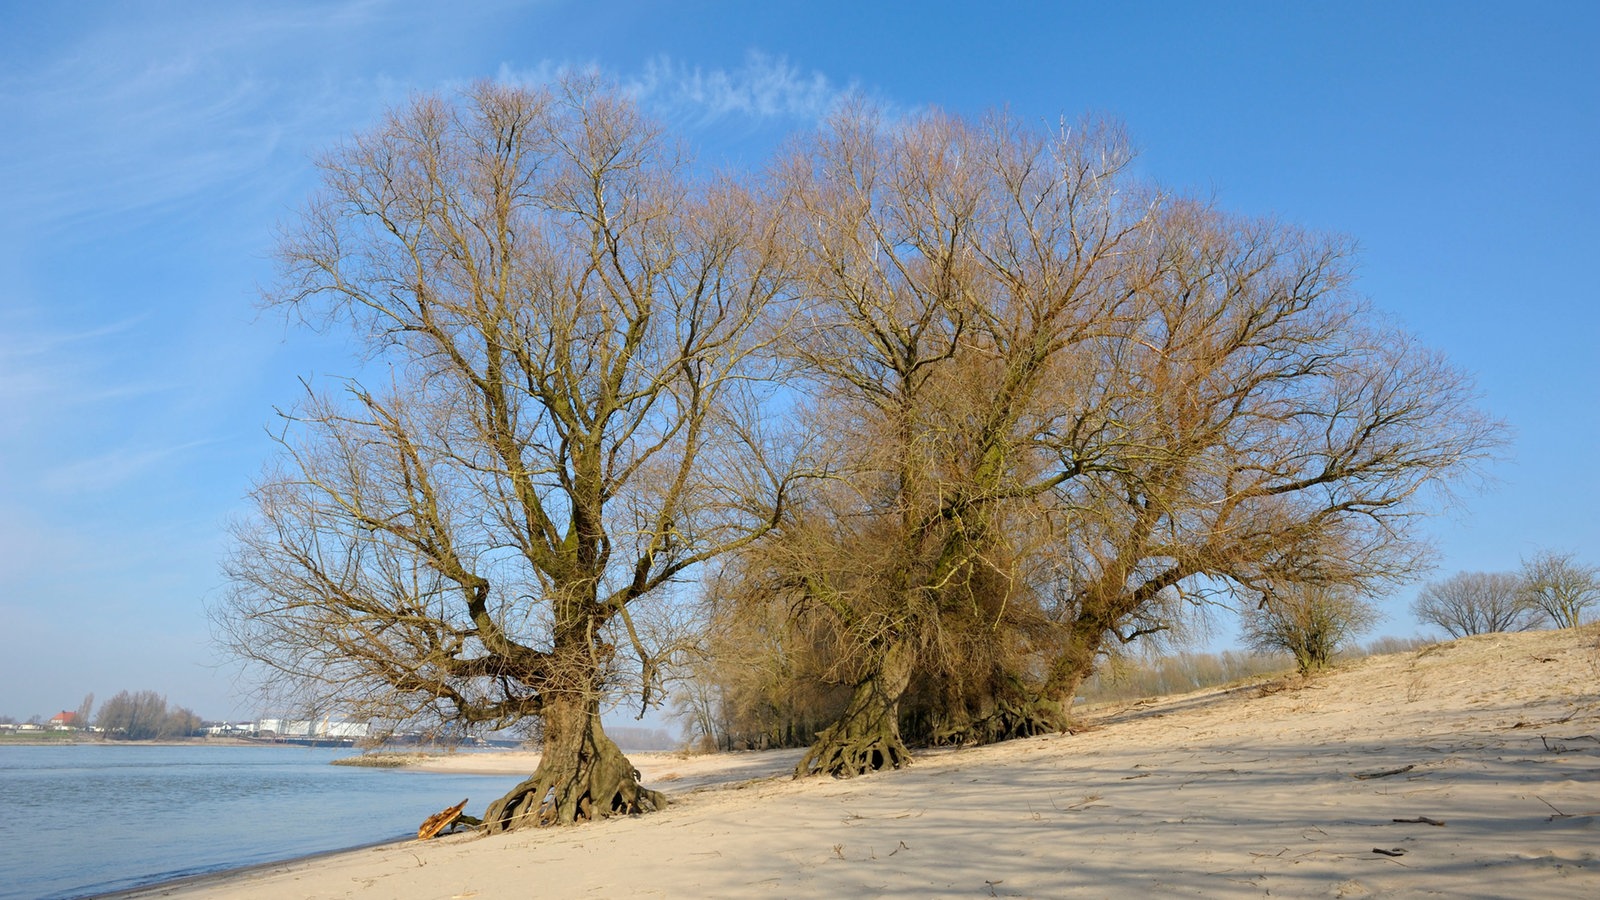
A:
[255,717,370,739]
[47,711,78,730]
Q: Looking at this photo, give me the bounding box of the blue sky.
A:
[2,1,1595,721]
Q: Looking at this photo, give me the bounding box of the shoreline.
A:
[88,747,808,900]
[0,737,261,747]
[62,628,1600,898]
[0,737,315,748]
[85,836,410,900]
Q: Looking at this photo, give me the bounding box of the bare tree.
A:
[1519,551,1600,628]
[164,707,203,738]
[1411,571,1537,637]
[768,105,1148,776]
[1241,584,1379,674]
[1031,198,1504,710]
[704,104,1501,779]
[96,690,171,740]
[217,78,793,830]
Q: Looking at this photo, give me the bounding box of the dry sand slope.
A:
[147,627,1599,898]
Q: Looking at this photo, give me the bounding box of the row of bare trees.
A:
[217,78,1502,831]
[1412,551,1599,637]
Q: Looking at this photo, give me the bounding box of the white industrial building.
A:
[254,717,370,739]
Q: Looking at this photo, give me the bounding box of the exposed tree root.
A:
[483,755,665,832]
[797,717,910,778]
[482,703,665,833]
[930,695,1073,746]
[797,677,911,778]
[798,637,917,778]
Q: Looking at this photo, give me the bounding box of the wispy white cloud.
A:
[0,313,147,357]
[41,438,218,495]
[3,32,267,233]
[628,52,856,124]
[1,8,858,238]
[0,0,475,237]
[496,51,866,129]
[0,314,160,419]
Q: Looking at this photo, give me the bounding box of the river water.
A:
[0,744,527,899]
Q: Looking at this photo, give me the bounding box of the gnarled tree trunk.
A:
[483,691,664,833]
[1039,616,1109,717]
[796,636,916,777]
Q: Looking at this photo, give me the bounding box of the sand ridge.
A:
[132,626,1599,898]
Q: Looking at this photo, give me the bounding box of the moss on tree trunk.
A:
[482,692,664,833]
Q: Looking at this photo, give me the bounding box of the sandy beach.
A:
[123,626,1599,898]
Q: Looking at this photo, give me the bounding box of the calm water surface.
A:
[0,744,526,899]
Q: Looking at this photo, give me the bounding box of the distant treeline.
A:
[94,690,203,739]
[3,689,205,740]
[1075,635,1434,705]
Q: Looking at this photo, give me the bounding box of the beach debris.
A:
[418,799,470,839]
[1536,796,1576,820]
[1510,708,1578,728]
[1352,764,1415,780]
[1371,847,1407,857]
[1392,816,1446,826]
[1055,793,1104,811]
[1539,733,1599,752]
